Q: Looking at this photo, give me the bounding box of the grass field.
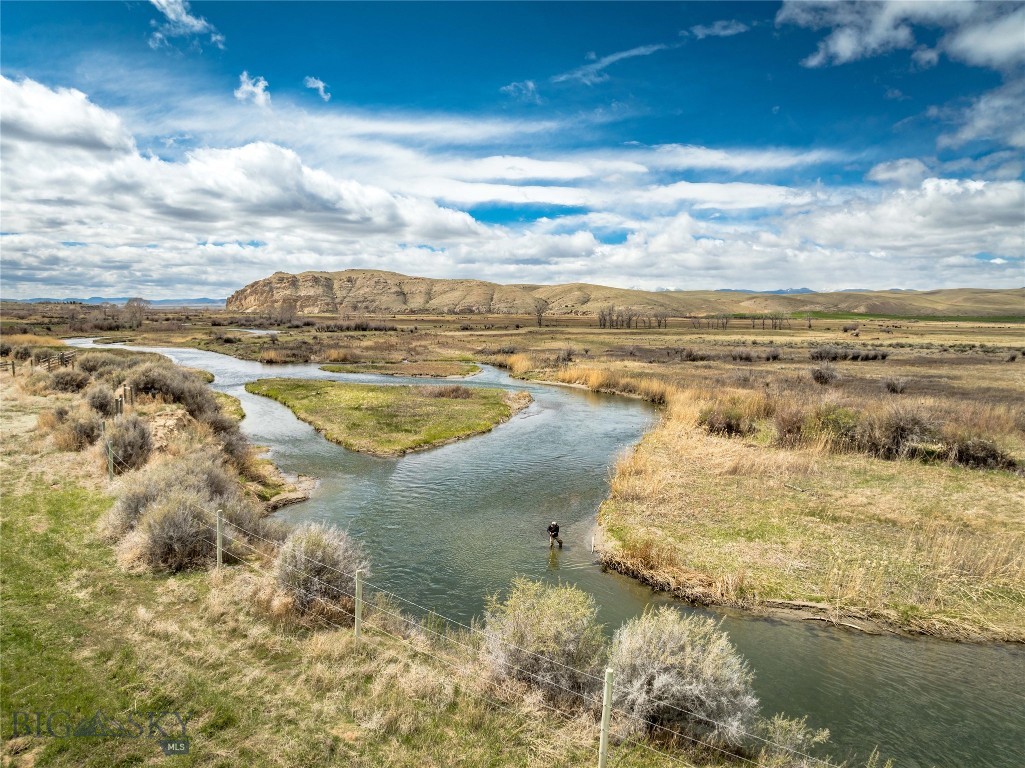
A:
[244,379,530,456]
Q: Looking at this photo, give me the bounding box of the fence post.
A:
[216,508,223,568]
[354,569,363,639]
[598,667,614,768]
[107,441,113,481]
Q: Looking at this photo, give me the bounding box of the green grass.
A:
[319,360,480,377]
[244,379,526,456]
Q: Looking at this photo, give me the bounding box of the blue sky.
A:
[1,1,1023,299]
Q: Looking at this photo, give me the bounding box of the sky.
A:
[1,1,1023,300]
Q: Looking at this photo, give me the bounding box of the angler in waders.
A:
[548,521,563,549]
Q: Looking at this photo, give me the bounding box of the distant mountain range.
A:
[225,269,1025,318]
[5,297,226,307]
[714,288,815,295]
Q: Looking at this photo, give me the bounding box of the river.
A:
[68,339,1025,767]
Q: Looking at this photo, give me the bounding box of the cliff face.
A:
[225,270,1025,317]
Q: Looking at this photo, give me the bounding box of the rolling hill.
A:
[225,270,1025,318]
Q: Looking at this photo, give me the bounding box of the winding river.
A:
[69,339,1025,767]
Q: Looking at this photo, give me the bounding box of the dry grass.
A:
[599,403,1025,640]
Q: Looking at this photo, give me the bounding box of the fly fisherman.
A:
[548,521,563,549]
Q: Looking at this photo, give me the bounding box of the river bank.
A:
[522,362,1025,645]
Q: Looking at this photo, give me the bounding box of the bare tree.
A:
[274,298,298,325]
[654,310,670,329]
[124,297,148,329]
[534,299,549,328]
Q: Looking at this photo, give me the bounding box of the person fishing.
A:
[548,521,563,549]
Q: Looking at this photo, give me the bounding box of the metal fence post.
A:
[107,441,113,481]
[598,667,614,768]
[354,569,363,639]
[216,509,223,568]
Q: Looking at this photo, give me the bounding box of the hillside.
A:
[226,270,1025,318]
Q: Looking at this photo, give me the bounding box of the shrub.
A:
[37,406,70,431]
[764,347,781,361]
[730,349,754,362]
[810,366,839,386]
[812,404,860,450]
[13,345,31,361]
[856,405,933,460]
[54,415,102,451]
[755,714,831,766]
[104,450,240,539]
[554,348,574,365]
[139,491,219,572]
[699,402,755,437]
[424,384,472,399]
[483,579,606,703]
[128,363,218,422]
[50,368,91,392]
[1007,353,1018,362]
[774,407,807,448]
[86,384,117,417]
[276,523,370,614]
[941,430,1018,470]
[610,607,758,747]
[882,377,908,394]
[18,371,53,395]
[0,342,10,357]
[107,415,152,473]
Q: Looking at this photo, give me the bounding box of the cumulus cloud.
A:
[689,20,749,40]
[776,1,1024,70]
[149,0,224,49]
[500,79,542,104]
[552,44,668,85]
[0,76,135,153]
[303,76,331,102]
[866,158,930,187]
[2,74,1022,299]
[234,72,271,108]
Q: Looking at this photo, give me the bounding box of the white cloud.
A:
[943,6,1025,69]
[0,76,135,153]
[552,44,668,85]
[689,20,749,40]
[499,80,542,104]
[149,0,224,50]
[644,144,840,172]
[303,76,331,102]
[866,158,930,187]
[776,1,1025,70]
[234,72,271,108]
[2,74,1022,299]
[938,78,1025,149]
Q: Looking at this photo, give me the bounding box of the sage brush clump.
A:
[107,414,152,473]
[276,523,370,614]
[483,579,606,704]
[610,607,758,747]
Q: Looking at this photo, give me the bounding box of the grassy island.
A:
[245,378,530,456]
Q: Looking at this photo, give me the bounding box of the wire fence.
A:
[102,440,835,768]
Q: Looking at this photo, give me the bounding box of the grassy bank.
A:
[0,376,663,767]
[320,360,479,377]
[245,379,530,456]
[515,363,1024,642]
